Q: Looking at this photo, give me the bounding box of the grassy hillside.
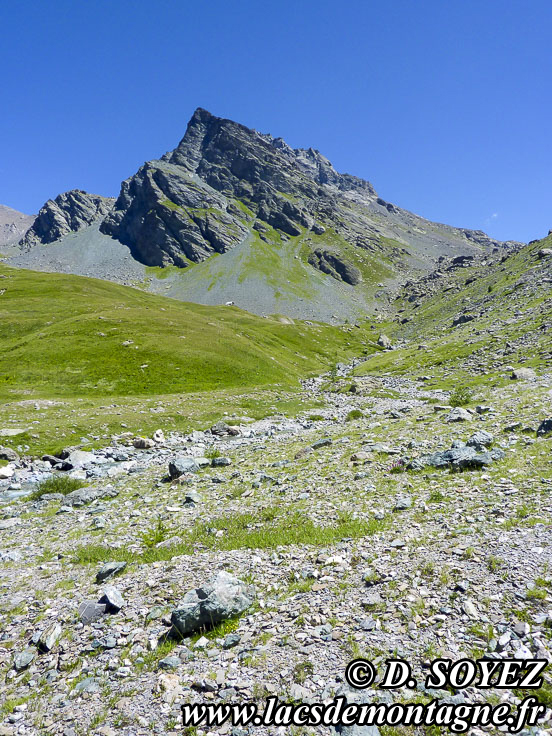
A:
[356,235,552,388]
[0,265,382,400]
[0,264,389,454]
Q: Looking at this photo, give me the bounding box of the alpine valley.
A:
[0,109,551,736]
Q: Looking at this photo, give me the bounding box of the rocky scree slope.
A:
[1,362,552,735]
[372,232,552,386]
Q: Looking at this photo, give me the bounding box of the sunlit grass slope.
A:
[0,265,377,400]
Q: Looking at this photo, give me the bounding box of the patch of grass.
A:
[526,586,547,601]
[345,409,364,422]
[188,615,242,644]
[288,578,316,594]
[136,638,178,670]
[0,265,378,401]
[449,386,474,407]
[74,510,385,565]
[292,660,314,684]
[1,696,29,715]
[419,561,435,579]
[487,555,504,572]
[28,474,86,501]
[140,517,169,548]
[204,447,221,460]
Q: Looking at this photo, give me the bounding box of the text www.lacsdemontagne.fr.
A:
[182,695,546,733]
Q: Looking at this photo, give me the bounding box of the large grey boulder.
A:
[62,486,118,507]
[96,561,127,584]
[78,601,107,624]
[408,445,505,471]
[99,586,124,613]
[444,407,472,422]
[14,648,36,671]
[511,367,536,380]
[210,421,240,437]
[171,570,255,637]
[168,456,200,479]
[38,622,62,652]
[466,430,494,450]
[67,450,96,468]
[0,446,19,462]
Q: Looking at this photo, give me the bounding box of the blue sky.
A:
[2,0,550,243]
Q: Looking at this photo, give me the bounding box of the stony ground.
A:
[0,363,551,736]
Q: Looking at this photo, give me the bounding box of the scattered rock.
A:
[38,622,62,652]
[377,334,392,349]
[13,648,35,671]
[99,586,125,613]
[511,367,536,380]
[96,561,127,584]
[536,418,552,437]
[444,407,472,422]
[312,437,332,450]
[211,456,231,467]
[171,570,255,637]
[78,601,107,624]
[0,447,19,462]
[168,456,200,478]
[133,437,155,449]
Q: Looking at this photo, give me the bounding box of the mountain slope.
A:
[356,234,552,387]
[0,205,34,247]
[6,108,521,321]
[20,190,114,248]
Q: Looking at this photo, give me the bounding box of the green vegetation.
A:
[73,509,385,565]
[28,474,86,501]
[449,385,474,407]
[140,517,169,548]
[345,408,363,421]
[0,265,377,401]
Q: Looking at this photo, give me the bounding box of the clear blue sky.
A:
[2,0,550,243]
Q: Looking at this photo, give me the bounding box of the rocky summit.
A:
[5,108,522,321]
[0,108,551,736]
[100,108,517,271]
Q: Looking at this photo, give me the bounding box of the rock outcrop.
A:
[20,190,114,248]
[307,248,361,285]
